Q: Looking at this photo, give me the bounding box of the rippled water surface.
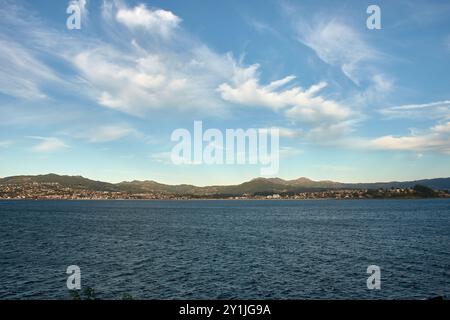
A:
[0,199,449,299]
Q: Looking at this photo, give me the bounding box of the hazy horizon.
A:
[1,171,450,187]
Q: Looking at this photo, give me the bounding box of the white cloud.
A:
[296,19,377,84]
[0,39,58,99]
[150,151,172,164]
[379,100,450,120]
[29,137,69,153]
[370,134,449,153]
[371,74,394,93]
[279,146,304,158]
[72,45,233,117]
[64,124,141,143]
[432,121,450,133]
[287,9,394,108]
[116,4,181,38]
[0,1,358,129]
[67,1,251,117]
[87,125,138,143]
[0,1,232,117]
[217,65,351,123]
[0,140,13,148]
[285,96,351,123]
[73,2,357,122]
[364,121,450,154]
[259,127,302,138]
[0,3,86,101]
[246,18,281,38]
[307,120,358,141]
[349,73,395,109]
[307,118,450,155]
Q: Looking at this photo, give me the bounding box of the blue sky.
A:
[0,0,449,185]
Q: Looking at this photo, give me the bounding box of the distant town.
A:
[0,181,448,200]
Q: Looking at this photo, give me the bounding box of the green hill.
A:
[1,174,449,196]
[0,174,119,192]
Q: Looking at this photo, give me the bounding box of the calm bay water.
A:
[0,199,449,300]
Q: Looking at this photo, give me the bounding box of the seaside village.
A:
[0,181,448,200]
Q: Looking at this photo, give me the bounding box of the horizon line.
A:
[0,172,449,188]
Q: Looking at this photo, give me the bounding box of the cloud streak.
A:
[0,140,13,148]
[285,5,394,109]
[86,125,139,143]
[29,137,69,153]
[379,100,450,120]
[0,39,59,99]
[298,19,378,84]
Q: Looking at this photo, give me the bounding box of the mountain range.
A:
[1,174,449,196]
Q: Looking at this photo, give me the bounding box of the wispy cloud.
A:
[245,17,282,39]
[0,0,448,171]
[279,146,304,158]
[379,100,450,120]
[86,125,139,143]
[62,124,142,143]
[284,5,394,109]
[72,45,233,117]
[307,119,359,141]
[149,151,172,164]
[0,0,360,131]
[297,19,378,85]
[0,140,13,148]
[0,0,360,127]
[67,1,260,118]
[259,127,302,138]
[29,137,69,153]
[369,134,449,154]
[0,1,232,117]
[0,39,59,99]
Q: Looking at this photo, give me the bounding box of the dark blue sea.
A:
[0,199,449,300]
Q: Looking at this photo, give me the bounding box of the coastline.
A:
[1,197,448,201]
